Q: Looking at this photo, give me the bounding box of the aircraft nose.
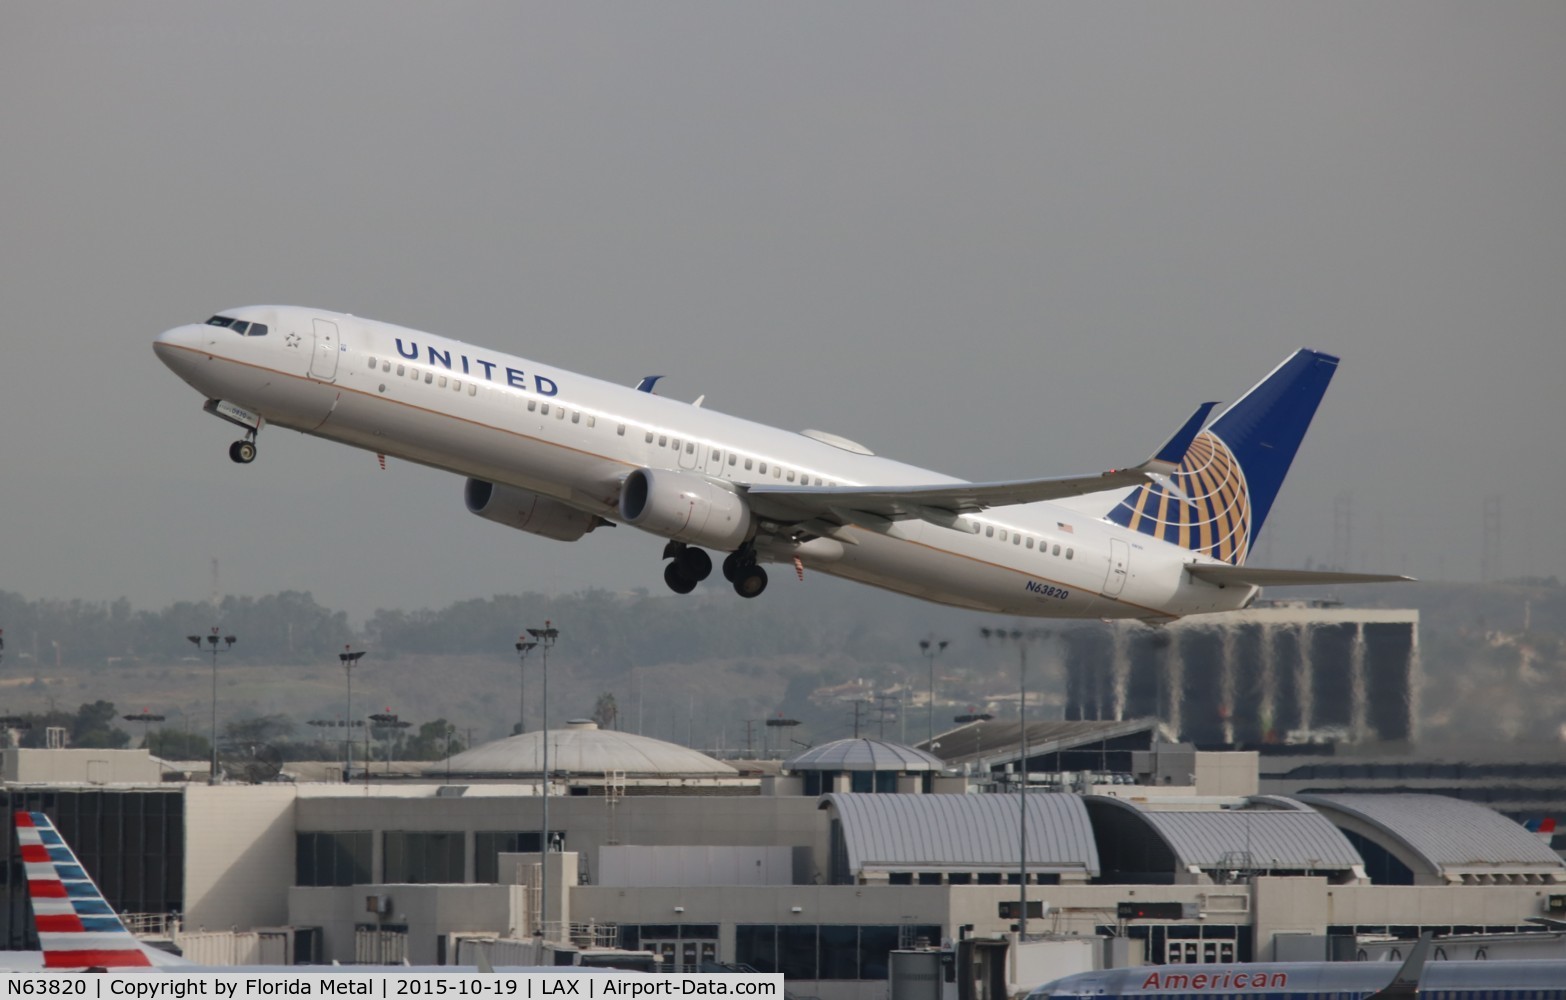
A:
[152,323,216,381]
[152,322,211,359]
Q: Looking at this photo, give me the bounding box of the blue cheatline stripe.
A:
[71,900,115,916]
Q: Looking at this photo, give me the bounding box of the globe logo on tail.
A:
[1111,431,1252,566]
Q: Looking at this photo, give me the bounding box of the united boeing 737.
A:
[153,307,1404,622]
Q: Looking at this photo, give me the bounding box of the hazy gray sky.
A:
[3,3,1563,621]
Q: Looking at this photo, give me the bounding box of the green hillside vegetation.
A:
[0,576,1559,759]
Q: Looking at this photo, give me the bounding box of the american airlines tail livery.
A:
[11,809,604,973]
[153,307,1404,622]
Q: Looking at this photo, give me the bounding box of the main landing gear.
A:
[662,542,768,599]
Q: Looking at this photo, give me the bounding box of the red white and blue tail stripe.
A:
[16,810,154,969]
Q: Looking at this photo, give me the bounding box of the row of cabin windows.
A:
[369,357,479,396]
[524,398,594,427]
[367,354,833,484]
[638,431,834,486]
[981,524,1074,559]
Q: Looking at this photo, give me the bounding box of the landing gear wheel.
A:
[663,562,697,595]
[229,440,257,464]
[722,552,742,583]
[674,547,713,583]
[733,565,768,599]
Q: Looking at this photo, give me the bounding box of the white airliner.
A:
[1029,937,1566,999]
[153,307,1404,622]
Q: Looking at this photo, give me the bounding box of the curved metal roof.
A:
[435,722,737,777]
[821,792,1099,876]
[784,738,946,773]
[1299,793,1566,882]
[1088,797,1364,873]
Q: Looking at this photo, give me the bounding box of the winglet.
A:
[1144,401,1219,473]
[1365,932,1432,1000]
[634,376,664,394]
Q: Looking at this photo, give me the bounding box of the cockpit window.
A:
[205,315,267,336]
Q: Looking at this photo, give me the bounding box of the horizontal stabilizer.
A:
[1186,564,1414,588]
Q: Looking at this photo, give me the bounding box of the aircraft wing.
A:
[743,402,1219,531]
[1186,565,1414,587]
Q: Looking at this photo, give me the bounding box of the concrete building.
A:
[6,725,1566,999]
[1063,604,1420,746]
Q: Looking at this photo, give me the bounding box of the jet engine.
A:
[618,468,753,551]
[464,479,603,542]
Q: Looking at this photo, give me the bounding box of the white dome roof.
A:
[435,720,738,777]
[783,737,947,773]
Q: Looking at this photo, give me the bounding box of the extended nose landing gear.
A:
[204,399,264,465]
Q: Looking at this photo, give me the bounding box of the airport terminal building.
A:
[5,721,1566,998]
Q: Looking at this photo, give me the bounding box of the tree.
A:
[591,692,619,731]
[403,719,464,761]
[147,728,212,761]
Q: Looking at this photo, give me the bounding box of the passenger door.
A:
[310,318,340,381]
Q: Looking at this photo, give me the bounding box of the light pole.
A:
[525,621,559,941]
[981,626,1050,941]
[514,637,537,735]
[920,637,949,748]
[187,628,235,785]
[339,646,366,781]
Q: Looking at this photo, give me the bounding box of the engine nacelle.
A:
[618,468,753,551]
[464,479,602,542]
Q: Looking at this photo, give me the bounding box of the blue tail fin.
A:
[1106,349,1338,565]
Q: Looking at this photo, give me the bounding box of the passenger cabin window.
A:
[1053,544,1062,556]
[986,526,994,538]
[424,372,433,384]
[1026,538,1034,549]
[438,375,447,388]
[541,404,551,416]
[383,361,392,373]
[1066,548,1074,559]
[467,383,477,396]
[571,411,580,424]
[786,471,796,482]
[369,357,378,368]
[528,401,537,412]
[586,416,595,428]
[397,365,406,376]
[617,424,626,436]
[659,435,668,447]
[758,462,767,474]
[685,442,695,454]
[555,407,565,420]
[645,432,654,443]
[744,458,753,470]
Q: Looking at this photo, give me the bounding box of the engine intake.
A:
[618,468,752,551]
[464,479,603,542]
